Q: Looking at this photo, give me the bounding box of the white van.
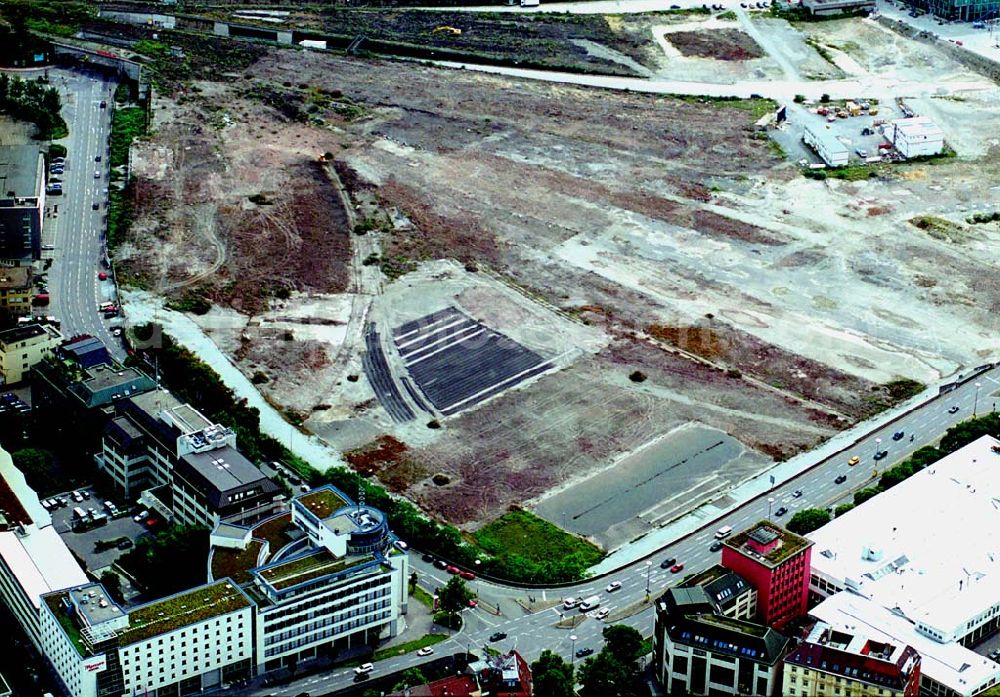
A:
[562,597,579,610]
[579,595,602,612]
[714,525,733,539]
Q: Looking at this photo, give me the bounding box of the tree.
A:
[786,508,831,535]
[602,625,643,667]
[99,570,123,604]
[409,571,419,592]
[393,667,426,690]
[437,576,474,616]
[578,649,635,697]
[834,503,855,518]
[11,447,59,494]
[118,525,209,596]
[530,650,575,697]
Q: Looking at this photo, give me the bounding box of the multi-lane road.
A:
[257,366,999,696]
[40,67,125,361]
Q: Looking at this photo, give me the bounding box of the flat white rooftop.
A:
[809,436,1000,639]
[0,525,88,610]
[891,116,944,139]
[812,592,1000,697]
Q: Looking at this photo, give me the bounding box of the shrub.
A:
[629,370,647,383]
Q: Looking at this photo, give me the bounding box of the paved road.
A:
[256,366,999,696]
[40,67,125,360]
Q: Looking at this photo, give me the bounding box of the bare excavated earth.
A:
[124,37,999,536]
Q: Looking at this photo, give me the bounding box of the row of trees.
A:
[0,73,67,140]
[531,625,647,697]
[787,412,1000,535]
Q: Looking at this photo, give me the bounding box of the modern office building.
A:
[0,145,44,264]
[886,116,944,159]
[807,436,1000,696]
[908,0,999,21]
[784,619,921,697]
[0,322,61,384]
[40,580,255,697]
[0,449,88,652]
[209,485,409,675]
[721,521,813,630]
[653,585,790,696]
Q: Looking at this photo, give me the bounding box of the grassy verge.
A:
[474,509,603,583]
[373,634,448,661]
[412,585,435,609]
[109,107,146,169]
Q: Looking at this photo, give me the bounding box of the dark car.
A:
[660,557,677,569]
[576,647,594,658]
[835,474,848,484]
[353,672,369,683]
[709,541,723,552]
[490,632,508,642]
[92,202,100,210]
[892,431,904,441]
[948,405,959,414]
[774,506,788,517]
[116,539,133,550]
[422,553,434,563]
[874,450,888,461]
[433,559,448,570]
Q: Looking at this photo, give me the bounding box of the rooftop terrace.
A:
[119,580,250,645]
[258,549,374,591]
[44,592,90,657]
[210,540,264,585]
[725,520,812,567]
[297,488,351,519]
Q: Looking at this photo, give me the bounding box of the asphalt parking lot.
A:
[47,487,151,572]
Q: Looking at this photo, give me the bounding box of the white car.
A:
[416,647,435,657]
[595,607,611,619]
[606,581,622,593]
[133,510,149,522]
[354,663,374,675]
[72,491,84,502]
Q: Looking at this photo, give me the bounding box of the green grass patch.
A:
[909,215,968,243]
[109,107,146,169]
[412,585,435,609]
[675,95,777,121]
[474,509,603,582]
[718,10,737,19]
[373,633,448,661]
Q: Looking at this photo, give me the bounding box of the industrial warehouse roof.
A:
[0,525,88,611]
[0,145,42,198]
[808,436,1000,639]
[892,116,944,139]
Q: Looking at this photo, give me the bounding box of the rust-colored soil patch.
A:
[669,29,765,61]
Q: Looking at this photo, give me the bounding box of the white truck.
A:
[520,0,540,6]
[579,595,602,612]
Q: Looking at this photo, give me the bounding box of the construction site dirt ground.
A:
[121,16,999,546]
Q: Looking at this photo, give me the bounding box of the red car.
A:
[445,565,460,575]
[145,517,160,527]
[468,599,478,608]
[98,272,108,280]
[459,570,476,581]
[671,563,685,573]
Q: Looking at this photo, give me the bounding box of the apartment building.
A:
[680,565,758,621]
[721,521,814,630]
[784,620,921,697]
[0,266,34,317]
[40,580,255,697]
[0,145,44,264]
[653,585,789,696]
[0,322,61,384]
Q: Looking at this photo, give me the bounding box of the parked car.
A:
[606,581,622,593]
[94,171,101,179]
[459,570,476,581]
[467,598,478,608]
[98,272,108,280]
[660,557,677,569]
[133,510,149,523]
[576,647,594,658]
[95,155,102,162]
[774,506,788,517]
[835,474,848,484]
[416,647,434,657]
[892,431,905,441]
[100,100,107,108]
[422,553,434,563]
[72,491,83,502]
[92,202,100,210]
[116,539,133,550]
[445,565,460,575]
[433,559,448,570]
[490,632,508,642]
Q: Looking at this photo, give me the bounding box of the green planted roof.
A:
[120,581,250,645]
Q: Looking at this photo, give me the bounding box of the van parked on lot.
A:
[715,525,733,539]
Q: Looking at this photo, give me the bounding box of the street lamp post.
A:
[645,560,653,598]
[767,497,775,521]
[974,382,982,417]
[570,635,578,665]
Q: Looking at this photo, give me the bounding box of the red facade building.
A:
[720,521,813,630]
